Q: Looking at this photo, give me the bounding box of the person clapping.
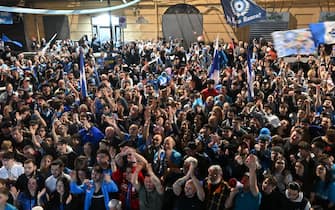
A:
[172,157,205,210]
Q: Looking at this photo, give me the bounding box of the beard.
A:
[209,177,221,185]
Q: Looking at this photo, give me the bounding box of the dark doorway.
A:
[43,15,70,40]
[162,4,203,49]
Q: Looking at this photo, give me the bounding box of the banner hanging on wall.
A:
[0,0,140,15]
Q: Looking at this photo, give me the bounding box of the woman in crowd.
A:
[310,162,335,209]
[16,177,39,210]
[38,177,73,210]
[271,157,293,193]
[38,155,53,180]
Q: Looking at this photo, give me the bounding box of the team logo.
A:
[230,0,250,17]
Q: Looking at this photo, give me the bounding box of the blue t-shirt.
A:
[79,126,105,147]
[234,191,261,210]
[124,133,146,153]
[314,180,335,203]
[17,192,37,210]
[5,203,17,210]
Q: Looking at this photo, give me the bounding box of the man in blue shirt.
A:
[108,118,146,154]
[79,112,105,150]
[225,154,262,210]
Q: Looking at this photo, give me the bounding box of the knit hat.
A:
[257,127,271,142]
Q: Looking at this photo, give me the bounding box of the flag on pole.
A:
[1,34,23,48]
[93,65,100,86]
[41,33,57,54]
[246,49,254,102]
[309,21,335,46]
[79,48,88,98]
[221,0,266,27]
[208,36,220,84]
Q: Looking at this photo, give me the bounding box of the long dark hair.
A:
[271,157,290,176]
[315,163,333,190]
[56,177,70,204]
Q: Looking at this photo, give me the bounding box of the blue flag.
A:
[309,21,335,46]
[208,37,220,84]
[246,49,254,102]
[221,0,266,27]
[2,34,23,48]
[93,65,100,86]
[79,49,88,98]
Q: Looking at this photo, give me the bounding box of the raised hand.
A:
[146,163,154,175]
[104,116,116,126]
[10,186,19,200]
[37,188,46,200]
[15,112,22,121]
[83,179,92,189]
[29,125,37,135]
[186,162,195,177]
[245,154,257,171]
[144,106,151,121]
[70,170,77,181]
[33,110,41,117]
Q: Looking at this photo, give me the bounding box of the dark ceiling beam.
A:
[0,0,21,6]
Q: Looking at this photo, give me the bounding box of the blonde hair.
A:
[1,140,12,151]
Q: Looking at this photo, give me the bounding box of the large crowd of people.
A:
[0,35,334,210]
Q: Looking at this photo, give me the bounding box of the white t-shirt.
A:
[0,163,24,180]
[45,173,71,193]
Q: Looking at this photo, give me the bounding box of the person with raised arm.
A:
[172,157,205,210]
[70,164,118,210]
[225,154,261,210]
[131,152,163,210]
